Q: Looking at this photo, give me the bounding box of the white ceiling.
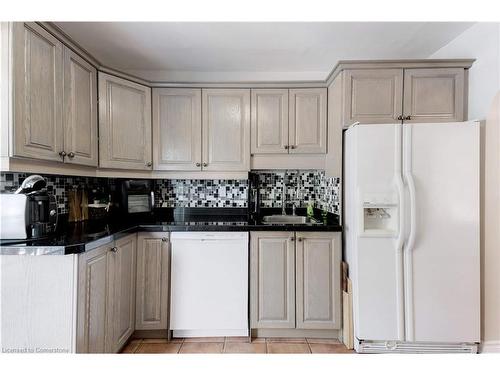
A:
[55,22,474,82]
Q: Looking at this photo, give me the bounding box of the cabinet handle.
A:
[397,115,403,121]
[161,238,168,242]
[203,162,208,167]
[297,237,302,242]
[290,145,296,149]
[146,161,152,167]
[284,145,289,150]
[290,237,295,242]
[110,246,118,253]
[67,152,75,159]
[404,115,412,121]
[59,151,67,157]
[195,162,201,167]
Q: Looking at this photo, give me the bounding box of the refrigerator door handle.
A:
[394,124,406,341]
[403,124,416,341]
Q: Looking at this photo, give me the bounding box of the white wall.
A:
[430,22,500,352]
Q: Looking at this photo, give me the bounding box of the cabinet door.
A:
[344,69,404,125]
[98,72,152,170]
[153,88,202,170]
[403,68,465,123]
[106,234,137,353]
[76,244,109,353]
[135,233,170,330]
[12,22,64,162]
[202,89,250,171]
[250,232,295,329]
[289,88,327,153]
[63,47,98,166]
[295,232,341,329]
[251,89,289,154]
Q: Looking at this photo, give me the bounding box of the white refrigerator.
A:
[344,121,480,353]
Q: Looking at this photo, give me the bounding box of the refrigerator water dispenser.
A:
[360,194,398,236]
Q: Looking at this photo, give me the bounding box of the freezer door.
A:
[403,121,480,343]
[345,124,405,342]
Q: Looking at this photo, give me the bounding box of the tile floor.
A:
[121,337,354,354]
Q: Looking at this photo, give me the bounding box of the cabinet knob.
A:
[161,238,168,242]
[397,115,403,121]
[290,237,295,242]
[284,145,289,150]
[110,246,118,253]
[59,151,67,157]
[290,145,296,149]
[297,237,302,242]
[67,152,75,159]
[196,162,201,167]
[146,161,152,167]
[203,162,208,167]
[404,115,412,121]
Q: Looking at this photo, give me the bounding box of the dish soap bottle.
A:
[306,203,314,219]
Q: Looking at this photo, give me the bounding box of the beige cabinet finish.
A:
[403,68,465,123]
[63,47,98,166]
[325,74,343,178]
[135,233,170,331]
[202,89,250,171]
[12,22,64,162]
[251,89,289,154]
[288,88,327,154]
[152,88,202,170]
[76,244,109,353]
[344,68,404,124]
[250,232,296,329]
[106,234,137,353]
[98,72,152,170]
[295,232,341,329]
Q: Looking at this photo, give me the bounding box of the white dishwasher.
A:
[169,232,248,337]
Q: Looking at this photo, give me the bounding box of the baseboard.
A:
[252,328,340,339]
[480,340,500,353]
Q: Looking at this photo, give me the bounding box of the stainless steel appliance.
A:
[118,180,154,215]
[0,175,58,239]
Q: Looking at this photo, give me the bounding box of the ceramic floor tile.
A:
[183,337,225,343]
[135,343,182,354]
[266,337,307,343]
[179,342,224,353]
[225,336,251,343]
[121,339,142,353]
[306,338,342,344]
[267,343,311,354]
[249,338,266,344]
[308,343,353,354]
[223,342,267,354]
[142,338,173,344]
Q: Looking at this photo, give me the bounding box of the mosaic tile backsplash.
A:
[0,171,341,215]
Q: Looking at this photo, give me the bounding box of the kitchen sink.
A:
[262,215,318,224]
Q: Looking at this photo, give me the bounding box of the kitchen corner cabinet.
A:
[98,72,152,170]
[202,89,250,171]
[153,88,201,171]
[106,234,137,353]
[135,232,170,331]
[289,88,327,154]
[12,22,98,166]
[250,231,341,330]
[341,67,466,126]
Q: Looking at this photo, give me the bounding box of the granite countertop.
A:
[0,207,342,255]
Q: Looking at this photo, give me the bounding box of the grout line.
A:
[177,339,184,354]
[134,339,144,354]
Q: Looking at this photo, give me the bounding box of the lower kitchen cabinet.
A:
[250,231,341,331]
[135,232,170,331]
[76,233,137,353]
[106,234,137,353]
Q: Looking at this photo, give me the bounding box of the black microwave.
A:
[119,180,154,214]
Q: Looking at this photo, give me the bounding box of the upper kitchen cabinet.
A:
[202,89,250,171]
[343,68,404,125]
[289,88,327,154]
[63,47,98,166]
[98,72,152,170]
[12,22,64,162]
[251,89,289,154]
[402,68,465,123]
[152,88,201,171]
